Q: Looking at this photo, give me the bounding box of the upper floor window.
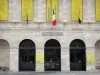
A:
[22,0,33,21]
[72,0,82,21]
[0,0,8,20]
[96,0,100,21]
[46,0,58,21]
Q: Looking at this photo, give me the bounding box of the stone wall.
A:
[0,0,99,72]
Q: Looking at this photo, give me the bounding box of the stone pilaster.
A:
[10,48,18,72]
[61,47,70,72]
[36,47,44,72]
[86,47,95,71]
[83,0,95,22]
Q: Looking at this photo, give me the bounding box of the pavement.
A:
[0,72,100,75]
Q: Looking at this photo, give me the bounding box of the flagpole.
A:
[51,0,53,28]
[52,9,54,29]
[26,9,28,28]
[77,9,80,25]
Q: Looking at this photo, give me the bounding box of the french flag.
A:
[52,9,56,26]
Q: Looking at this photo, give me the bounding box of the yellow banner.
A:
[36,54,44,64]
[0,0,8,20]
[22,0,33,20]
[46,0,58,21]
[52,0,58,20]
[72,0,82,21]
[87,54,95,64]
[96,0,100,21]
[46,0,51,20]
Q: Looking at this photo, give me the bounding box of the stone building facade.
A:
[0,0,100,72]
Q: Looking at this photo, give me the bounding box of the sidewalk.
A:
[0,71,100,75]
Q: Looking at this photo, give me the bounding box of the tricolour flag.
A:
[52,9,56,26]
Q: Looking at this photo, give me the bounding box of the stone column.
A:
[38,0,46,22]
[34,0,46,22]
[59,0,71,22]
[13,0,21,22]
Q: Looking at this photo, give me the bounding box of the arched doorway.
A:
[19,39,36,71]
[0,39,10,68]
[44,39,61,71]
[70,39,86,71]
[95,40,100,70]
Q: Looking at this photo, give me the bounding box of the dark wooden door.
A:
[70,48,86,71]
[45,47,61,71]
[19,39,35,71]
[70,39,86,71]
[44,39,61,71]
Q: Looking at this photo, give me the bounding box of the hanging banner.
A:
[36,54,44,64]
[0,0,8,20]
[87,54,95,65]
[46,0,52,21]
[96,0,100,21]
[46,0,58,21]
[72,0,82,21]
[22,0,33,20]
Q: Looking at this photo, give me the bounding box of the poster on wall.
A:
[36,53,44,64]
[87,53,95,65]
[22,0,33,20]
[0,0,8,20]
